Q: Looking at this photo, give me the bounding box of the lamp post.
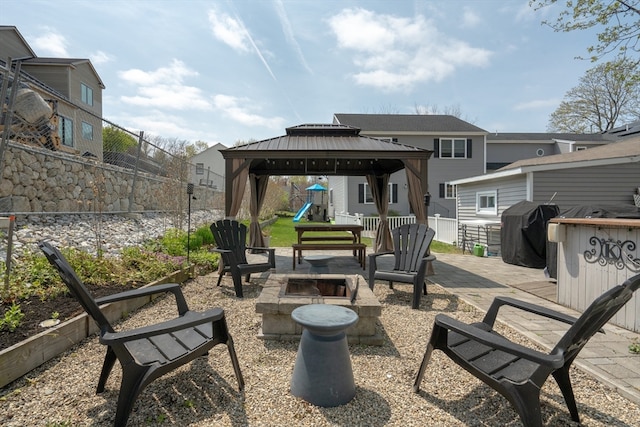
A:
[187,183,194,264]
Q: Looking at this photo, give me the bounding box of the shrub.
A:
[195,225,214,245]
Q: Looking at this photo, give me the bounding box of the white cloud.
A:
[213,94,285,129]
[89,50,113,65]
[328,8,492,91]
[208,7,251,52]
[273,0,313,74]
[31,29,68,57]
[118,59,211,110]
[462,7,481,27]
[514,98,560,110]
[207,7,277,82]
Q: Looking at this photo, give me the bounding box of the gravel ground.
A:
[1,274,639,427]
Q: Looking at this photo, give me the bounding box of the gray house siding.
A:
[332,114,487,219]
[487,142,556,165]
[23,66,72,98]
[430,136,485,217]
[346,172,406,216]
[456,175,527,251]
[457,175,527,223]
[532,163,640,210]
[342,134,485,218]
[0,28,34,59]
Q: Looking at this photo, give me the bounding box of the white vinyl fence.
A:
[334,212,458,245]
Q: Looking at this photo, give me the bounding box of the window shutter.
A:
[467,138,472,158]
[358,183,364,203]
[434,138,439,158]
[392,184,398,203]
[439,183,445,198]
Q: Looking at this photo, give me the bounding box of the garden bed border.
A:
[0,266,194,388]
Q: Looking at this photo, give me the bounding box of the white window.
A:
[81,122,93,141]
[196,163,204,174]
[476,190,497,215]
[360,183,398,204]
[440,138,467,158]
[81,83,93,106]
[58,116,73,147]
[445,183,457,199]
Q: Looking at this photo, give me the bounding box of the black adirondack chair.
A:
[210,219,275,298]
[413,273,640,427]
[38,241,245,427]
[368,223,436,309]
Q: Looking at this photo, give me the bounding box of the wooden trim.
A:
[550,218,640,228]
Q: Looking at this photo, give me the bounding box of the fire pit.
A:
[255,274,382,345]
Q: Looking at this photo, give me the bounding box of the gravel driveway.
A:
[1,273,638,426]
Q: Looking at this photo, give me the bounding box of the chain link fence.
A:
[0,60,225,232]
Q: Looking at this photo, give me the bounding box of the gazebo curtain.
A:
[249,173,269,248]
[367,173,393,252]
[227,158,250,218]
[404,158,427,225]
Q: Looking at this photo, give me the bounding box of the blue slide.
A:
[293,202,312,222]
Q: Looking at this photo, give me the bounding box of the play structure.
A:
[293,183,328,222]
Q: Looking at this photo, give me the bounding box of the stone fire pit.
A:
[255,274,382,345]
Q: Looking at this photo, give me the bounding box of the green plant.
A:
[0,303,25,332]
[51,311,59,320]
[160,229,187,256]
[194,225,214,245]
[630,339,640,354]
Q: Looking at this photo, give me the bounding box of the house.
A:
[451,136,640,249]
[486,132,612,172]
[0,26,105,159]
[331,114,488,218]
[190,142,226,191]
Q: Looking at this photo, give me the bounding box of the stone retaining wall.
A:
[0,142,219,215]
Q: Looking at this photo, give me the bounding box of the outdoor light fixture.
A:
[423,192,431,207]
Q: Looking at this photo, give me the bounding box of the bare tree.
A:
[548,59,640,132]
[414,102,477,123]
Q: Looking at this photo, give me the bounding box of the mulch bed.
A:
[0,284,134,350]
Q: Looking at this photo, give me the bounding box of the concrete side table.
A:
[290,304,359,407]
[304,254,334,274]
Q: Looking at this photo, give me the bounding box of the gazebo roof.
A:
[221,123,432,176]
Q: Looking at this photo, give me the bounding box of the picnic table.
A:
[292,224,366,269]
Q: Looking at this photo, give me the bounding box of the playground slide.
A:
[293,202,312,222]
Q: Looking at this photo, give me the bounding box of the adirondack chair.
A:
[210,219,275,298]
[368,223,436,309]
[38,241,245,427]
[413,273,640,427]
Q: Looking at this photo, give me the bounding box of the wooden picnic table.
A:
[293,224,365,269]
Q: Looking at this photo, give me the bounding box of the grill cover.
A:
[501,201,559,268]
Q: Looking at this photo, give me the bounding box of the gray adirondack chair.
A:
[368,223,436,309]
[413,273,640,427]
[38,241,244,427]
[210,219,275,298]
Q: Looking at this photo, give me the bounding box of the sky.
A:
[2,0,604,147]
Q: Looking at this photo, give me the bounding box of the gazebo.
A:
[220,124,433,251]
